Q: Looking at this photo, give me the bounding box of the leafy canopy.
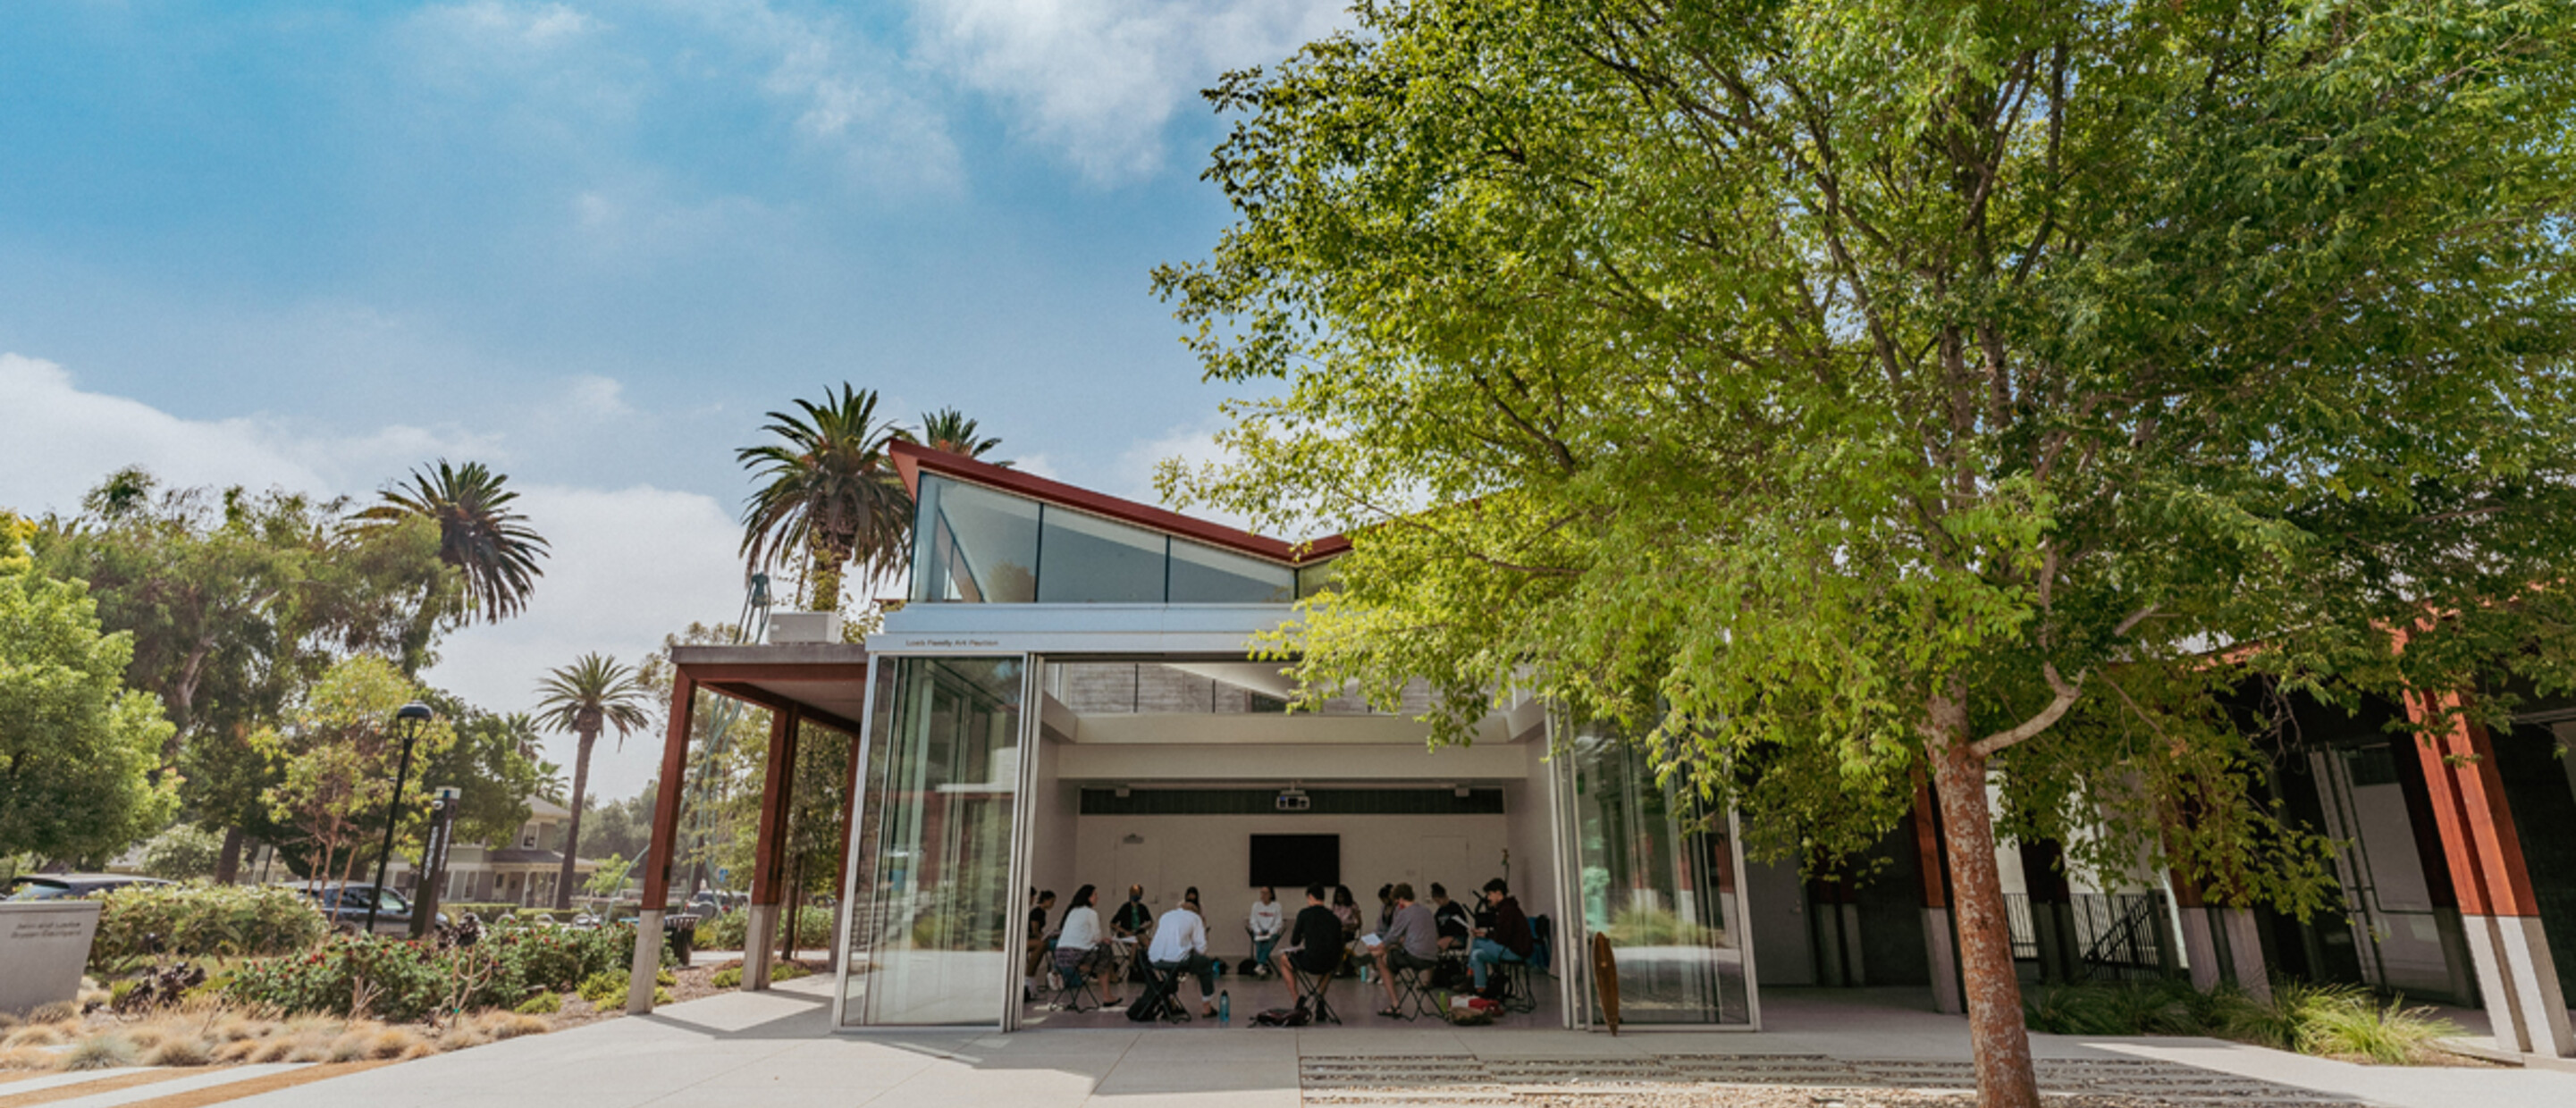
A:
[1157,0,2576,901]
[0,509,180,862]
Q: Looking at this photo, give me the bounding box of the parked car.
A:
[283,881,450,935]
[4,873,173,901]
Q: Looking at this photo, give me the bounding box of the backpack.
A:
[1125,989,1172,1022]
[1251,1005,1309,1028]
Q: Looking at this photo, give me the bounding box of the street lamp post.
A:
[366,701,435,936]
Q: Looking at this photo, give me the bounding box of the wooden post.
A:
[2404,689,2574,1057]
[745,704,801,991]
[628,668,696,1014]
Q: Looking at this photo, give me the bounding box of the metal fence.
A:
[2003,892,2175,981]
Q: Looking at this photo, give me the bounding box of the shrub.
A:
[139,826,223,881]
[591,984,674,1010]
[143,1036,214,1067]
[514,992,563,1015]
[480,1011,549,1040]
[65,1035,138,1070]
[711,966,742,988]
[577,971,626,1005]
[2212,980,2461,1064]
[90,884,329,969]
[771,962,811,982]
[2024,978,2206,1036]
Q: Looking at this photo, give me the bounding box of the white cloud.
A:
[687,0,965,192]
[419,0,601,49]
[1113,416,1258,528]
[425,483,745,801]
[0,353,738,803]
[912,0,1347,181]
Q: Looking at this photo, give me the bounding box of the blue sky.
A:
[0,0,1344,798]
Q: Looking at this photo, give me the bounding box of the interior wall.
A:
[1070,812,1515,959]
[1026,736,1080,910]
[1746,858,1816,986]
[1499,776,1560,947]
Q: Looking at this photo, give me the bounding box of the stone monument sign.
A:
[0,900,103,1015]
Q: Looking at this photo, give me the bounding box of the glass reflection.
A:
[912,475,1040,602]
[842,657,1023,1026]
[1560,721,1751,1025]
[1169,539,1295,602]
[1036,508,1166,603]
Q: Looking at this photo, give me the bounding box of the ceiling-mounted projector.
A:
[1275,787,1311,812]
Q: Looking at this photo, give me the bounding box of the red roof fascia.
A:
[890,440,1351,566]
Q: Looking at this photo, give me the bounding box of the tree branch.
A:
[1972,662,2083,758]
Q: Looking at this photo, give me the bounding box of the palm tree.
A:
[919,407,1011,467]
[534,654,651,910]
[737,385,913,612]
[351,459,550,623]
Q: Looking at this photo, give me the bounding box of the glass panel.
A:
[841,656,1024,1026]
[1036,507,1167,603]
[911,474,1041,603]
[1562,720,1751,1025]
[1167,539,1295,603]
[1296,558,1342,599]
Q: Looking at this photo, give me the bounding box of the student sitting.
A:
[1147,895,1221,1018]
[1050,885,1120,1006]
[1023,889,1057,1003]
[1368,883,1439,1017]
[1429,884,1473,952]
[1248,886,1284,976]
[1270,885,1344,989]
[1469,878,1535,994]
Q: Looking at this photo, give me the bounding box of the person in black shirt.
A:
[1429,883,1472,952]
[1271,884,1344,978]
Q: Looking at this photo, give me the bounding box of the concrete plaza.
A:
[168,978,2576,1108]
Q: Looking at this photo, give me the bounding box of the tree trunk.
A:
[215,827,245,885]
[556,726,596,911]
[809,550,843,615]
[1926,690,2041,1108]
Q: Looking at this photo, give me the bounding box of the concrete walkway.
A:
[198,980,2576,1108]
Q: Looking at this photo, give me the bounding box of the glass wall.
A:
[1036,508,1166,602]
[1556,719,1753,1026]
[906,473,1322,604]
[841,657,1025,1026]
[913,475,1040,603]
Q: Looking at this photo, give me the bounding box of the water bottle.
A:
[1218,989,1230,1027]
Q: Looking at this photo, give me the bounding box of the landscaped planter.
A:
[0,900,103,1015]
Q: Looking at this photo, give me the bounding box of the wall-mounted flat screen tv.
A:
[1249,834,1340,888]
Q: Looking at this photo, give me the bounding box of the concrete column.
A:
[2218,907,2271,1003]
[1911,779,1964,1014]
[2176,904,2222,994]
[627,911,663,1015]
[743,903,778,991]
[1923,908,1965,1013]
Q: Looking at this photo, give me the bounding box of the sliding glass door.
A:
[1554,718,1755,1027]
[840,656,1026,1027]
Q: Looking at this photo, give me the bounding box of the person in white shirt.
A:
[1146,896,1219,1017]
[1247,886,1284,978]
[1049,885,1121,1006]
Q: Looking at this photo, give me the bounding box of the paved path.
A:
[21,981,2572,1108]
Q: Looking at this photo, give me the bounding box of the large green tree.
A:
[534,653,651,909]
[738,385,914,612]
[34,470,459,878]
[1157,3,2576,1103]
[0,511,180,864]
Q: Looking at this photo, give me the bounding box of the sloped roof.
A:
[889,440,1350,566]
